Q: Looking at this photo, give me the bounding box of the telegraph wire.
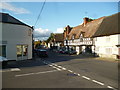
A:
[34,0,46,27]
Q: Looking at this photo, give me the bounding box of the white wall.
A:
[94,34,120,58]
[1,23,33,60]
[76,46,80,55]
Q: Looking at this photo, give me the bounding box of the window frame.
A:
[0,45,7,57]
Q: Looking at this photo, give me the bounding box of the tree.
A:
[46,33,54,44]
[34,40,41,49]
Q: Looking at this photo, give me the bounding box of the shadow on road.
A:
[2,50,97,69]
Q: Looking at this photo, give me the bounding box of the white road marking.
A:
[43,61,117,89]
[56,68,61,71]
[0,68,21,72]
[68,70,73,73]
[49,64,53,67]
[52,66,62,71]
[52,64,58,66]
[62,67,66,70]
[15,70,58,77]
[74,73,77,74]
[57,66,62,68]
[43,61,62,71]
[35,70,58,74]
[10,68,21,72]
[16,73,34,77]
[107,86,117,90]
[52,66,57,69]
[82,76,91,80]
[92,80,104,86]
[0,70,10,72]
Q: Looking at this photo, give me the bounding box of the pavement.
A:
[1,50,119,89]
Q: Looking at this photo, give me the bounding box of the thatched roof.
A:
[93,12,120,37]
[68,17,104,40]
[54,33,64,42]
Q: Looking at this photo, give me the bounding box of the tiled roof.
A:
[0,13,32,28]
[93,12,120,37]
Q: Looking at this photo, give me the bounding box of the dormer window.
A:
[72,35,74,40]
[80,33,84,42]
[72,35,75,42]
[66,37,68,40]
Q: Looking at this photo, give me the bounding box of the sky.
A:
[0,1,119,41]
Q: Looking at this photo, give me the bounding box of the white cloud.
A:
[33,28,52,41]
[0,2,30,14]
[54,28,64,33]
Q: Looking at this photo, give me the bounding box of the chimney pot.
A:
[83,17,89,26]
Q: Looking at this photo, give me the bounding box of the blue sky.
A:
[0,2,119,40]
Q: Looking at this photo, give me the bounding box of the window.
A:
[106,37,110,43]
[94,38,97,41]
[80,38,83,42]
[72,35,74,40]
[95,47,99,52]
[17,45,22,57]
[0,45,6,57]
[23,45,28,56]
[66,37,68,40]
[17,45,28,58]
[80,33,83,42]
[106,48,112,54]
[72,35,75,42]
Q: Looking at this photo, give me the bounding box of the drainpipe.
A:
[32,26,34,59]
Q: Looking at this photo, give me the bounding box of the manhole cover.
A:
[67,73,77,76]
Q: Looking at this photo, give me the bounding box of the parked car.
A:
[58,49,65,54]
[37,49,48,58]
[64,50,70,54]
[69,50,77,55]
[0,56,8,66]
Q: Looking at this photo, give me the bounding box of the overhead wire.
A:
[34,0,46,27]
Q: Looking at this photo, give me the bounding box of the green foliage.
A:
[46,33,54,44]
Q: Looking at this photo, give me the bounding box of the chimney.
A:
[66,25,71,34]
[63,25,72,40]
[83,17,89,26]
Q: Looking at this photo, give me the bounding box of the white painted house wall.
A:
[94,34,120,59]
[1,23,32,60]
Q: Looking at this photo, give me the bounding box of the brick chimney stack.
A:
[63,25,71,40]
[66,25,71,35]
[83,17,89,26]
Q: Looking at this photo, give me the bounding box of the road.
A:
[1,50,119,89]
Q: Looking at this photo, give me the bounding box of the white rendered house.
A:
[0,13,33,61]
[93,13,120,59]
